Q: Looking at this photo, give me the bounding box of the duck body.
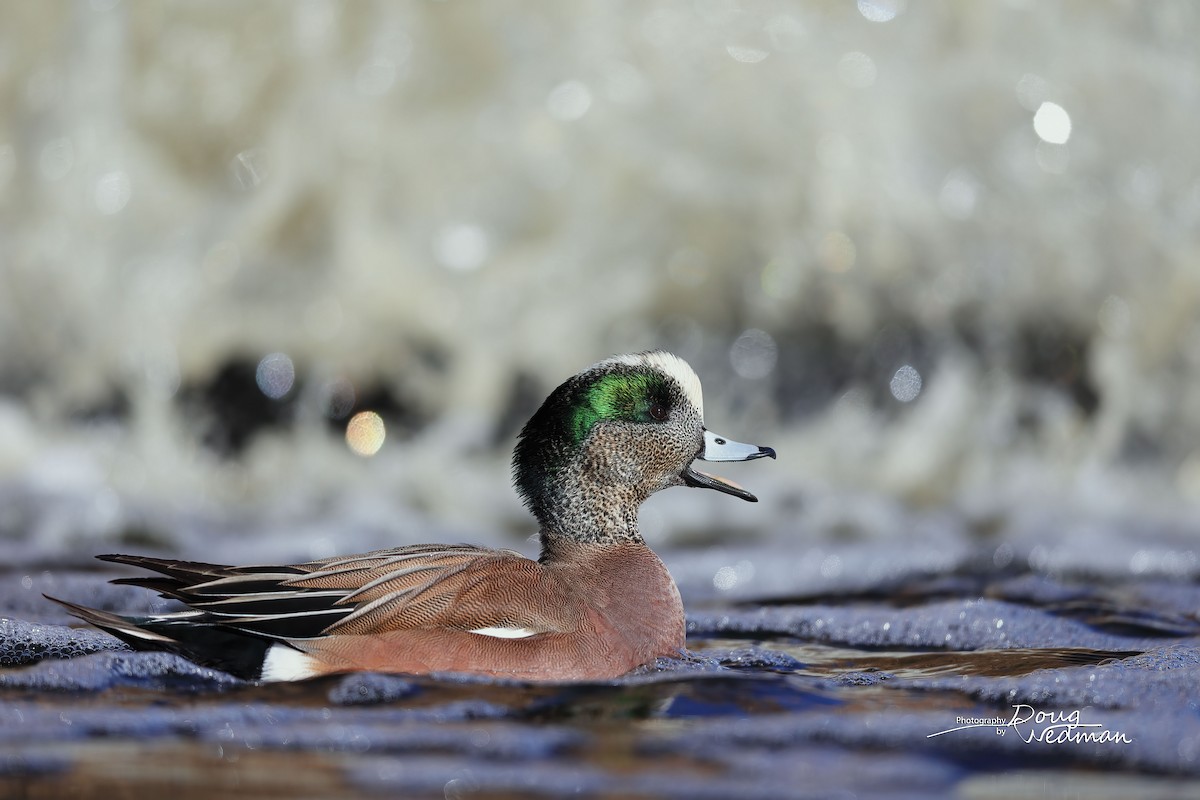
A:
[273,541,682,681]
[50,352,772,682]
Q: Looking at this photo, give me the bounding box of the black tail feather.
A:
[43,553,366,678]
[109,576,188,595]
[97,553,230,576]
[46,595,275,680]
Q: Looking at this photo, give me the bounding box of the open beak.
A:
[681,429,777,502]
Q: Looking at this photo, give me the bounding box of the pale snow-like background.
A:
[1,1,1198,567]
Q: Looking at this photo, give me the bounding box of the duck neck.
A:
[535,469,646,559]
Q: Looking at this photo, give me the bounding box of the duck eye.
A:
[648,402,669,422]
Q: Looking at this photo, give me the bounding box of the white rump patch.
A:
[260,644,320,682]
[468,626,540,639]
[600,351,704,420]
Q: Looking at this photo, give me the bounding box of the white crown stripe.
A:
[596,351,705,421]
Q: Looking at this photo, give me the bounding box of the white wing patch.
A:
[599,351,705,420]
[468,626,541,639]
[260,644,320,682]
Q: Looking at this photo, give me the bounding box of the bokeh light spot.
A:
[857,0,905,23]
[820,554,843,578]
[819,230,857,272]
[938,170,980,220]
[94,171,131,215]
[434,224,489,271]
[837,51,877,89]
[546,80,592,121]
[39,137,74,181]
[730,329,778,379]
[1033,101,1072,144]
[230,148,269,190]
[713,560,755,591]
[346,411,386,457]
[713,566,737,590]
[255,353,295,400]
[1015,73,1049,111]
[726,45,769,64]
[889,365,922,402]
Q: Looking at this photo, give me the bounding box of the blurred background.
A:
[2,0,1199,571]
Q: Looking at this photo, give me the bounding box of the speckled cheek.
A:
[583,429,645,485]
[661,404,700,450]
[586,419,697,495]
[605,449,645,485]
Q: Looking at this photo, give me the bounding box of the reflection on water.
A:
[2,633,1194,799]
[702,640,1140,680]
[4,555,1200,797]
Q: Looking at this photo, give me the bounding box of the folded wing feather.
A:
[98,544,576,641]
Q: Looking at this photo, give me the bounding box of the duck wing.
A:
[91,543,572,641]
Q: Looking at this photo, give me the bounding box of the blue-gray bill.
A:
[682,430,776,502]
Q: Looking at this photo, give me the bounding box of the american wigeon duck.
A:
[50,351,774,682]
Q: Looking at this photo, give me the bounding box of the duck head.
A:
[513,351,775,547]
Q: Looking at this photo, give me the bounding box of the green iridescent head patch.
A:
[568,371,670,446]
